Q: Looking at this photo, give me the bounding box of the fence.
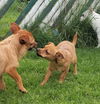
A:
[17,0,100,28]
[0,0,100,47]
[0,0,100,28]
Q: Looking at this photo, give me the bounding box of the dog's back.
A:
[57,33,77,52]
[91,11,100,31]
[57,33,77,63]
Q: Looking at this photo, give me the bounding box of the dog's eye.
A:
[30,43,33,45]
[45,50,49,54]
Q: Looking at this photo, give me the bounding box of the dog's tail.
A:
[72,32,78,46]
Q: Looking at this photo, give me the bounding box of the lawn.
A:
[0,48,100,104]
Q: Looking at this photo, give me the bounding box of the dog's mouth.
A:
[37,51,43,57]
[28,47,33,51]
[28,42,37,51]
[37,53,42,57]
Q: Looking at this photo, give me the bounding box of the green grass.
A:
[0,48,100,104]
[0,0,27,36]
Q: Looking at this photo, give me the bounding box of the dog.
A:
[37,33,78,86]
[80,8,100,48]
[0,23,37,93]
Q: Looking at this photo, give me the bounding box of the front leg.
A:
[73,63,77,75]
[40,68,52,86]
[0,76,5,90]
[6,67,27,93]
[59,66,69,83]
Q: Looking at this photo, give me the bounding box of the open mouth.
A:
[28,47,33,51]
[36,52,42,57]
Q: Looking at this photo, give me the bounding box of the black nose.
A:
[28,47,33,51]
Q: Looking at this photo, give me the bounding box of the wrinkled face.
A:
[10,23,37,50]
[37,42,57,61]
[18,30,37,51]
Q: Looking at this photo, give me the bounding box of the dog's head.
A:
[37,42,65,64]
[80,8,93,21]
[37,42,58,61]
[10,23,37,51]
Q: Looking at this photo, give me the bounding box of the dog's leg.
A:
[40,69,52,86]
[59,66,69,83]
[0,76,5,90]
[6,68,27,93]
[73,63,77,75]
[96,34,100,48]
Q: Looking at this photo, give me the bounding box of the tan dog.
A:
[0,23,37,93]
[37,33,78,86]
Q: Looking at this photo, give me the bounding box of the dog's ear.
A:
[10,23,20,34]
[19,35,29,45]
[55,52,64,59]
[48,42,55,45]
[89,7,93,13]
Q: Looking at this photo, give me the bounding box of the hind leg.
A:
[0,76,5,90]
[73,55,78,75]
[96,34,100,48]
[73,63,77,75]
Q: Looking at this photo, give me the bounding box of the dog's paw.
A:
[19,88,28,93]
[96,45,100,48]
[40,82,45,86]
[59,80,63,84]
[73,72,78,75]
[0,83,6,90]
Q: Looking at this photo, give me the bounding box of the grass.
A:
[0,48,100,104]
[0,0,27,36]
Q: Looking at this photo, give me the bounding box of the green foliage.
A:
[60,17,97,48]
[27,26,60,48]
[27,16,97,48]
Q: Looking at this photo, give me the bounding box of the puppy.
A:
[80,8,100,48]
[37,33,78,86]
[0,23,37,93]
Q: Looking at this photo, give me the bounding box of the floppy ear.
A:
[89,7,93,13]
[55,52,64,59]
[48,42,55,45]
[19,35,29,45]
[10,23,20,34]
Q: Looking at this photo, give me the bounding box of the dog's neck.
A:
[89,11,100,21]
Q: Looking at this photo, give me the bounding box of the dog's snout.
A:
[37,48,40,51]
[34,42,37,47]
[30,42,37,48]
[36,48,42,57]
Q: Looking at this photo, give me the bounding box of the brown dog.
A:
[37,33,78,86]
[0,23,37,93]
